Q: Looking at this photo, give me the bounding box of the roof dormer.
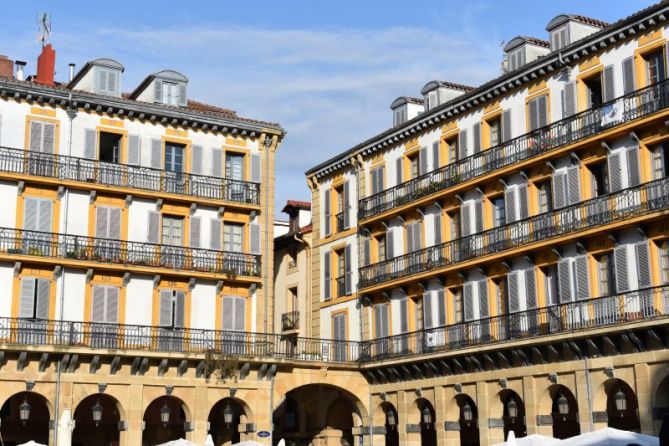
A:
[68,58,124,97]
[390,96,424,127]
[546,14,609,51]
[503,37,550,72]
[130,70,188,106]
[419,81,474,112]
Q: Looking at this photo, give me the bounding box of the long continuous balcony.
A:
[0,227,260,277]
[359,78,669,221]
[359,177,669,289]
[0,146,260,205]
[1,286,667,365]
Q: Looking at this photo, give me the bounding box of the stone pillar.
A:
[476,381,492,446]
[404,427,422,446]
[192,384,209,444]
[126,383,144,446]
[522,375,537,435]
[574,369,595,433]
[635,362,654,434]
[443,421,461,446]
[397,391,409,446]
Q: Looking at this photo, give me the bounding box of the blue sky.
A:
[0,0,652,217]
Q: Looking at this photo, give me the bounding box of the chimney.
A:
[15,61,26,81]
[0,55,13,78]
[68,63,75,82]
[35,43,56,85]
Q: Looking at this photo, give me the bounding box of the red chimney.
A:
[35,44,55,85]
[0,55,13,78]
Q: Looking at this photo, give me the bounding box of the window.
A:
[332,312,346,341]
[446,137,458,164]
[451,287,463,324]
[164,143,184,173]
[370,166,384,195]
[222,295,246,331]
[584,75,603,108]
[98,131,122,164]
[162,82,179,105]
[406,221,422,252]
[660,241,669,283]
[95,67,120,96]
[652,144,669,179]
[597,254,614,296]
[23,197,53,233]
[226,153,245,181]
[489,116,501,147]
[493,197,506,227]
[91,286,119,323]
[377,235,387,263]
[425,91,438,111]
[492,278,508,316]
[590,162,608,197]
[28,120,56,153]
[537,181,552,213]
[18,277,50,319]
[224,223,244,252]
[335,245,352,297]
[409,154,419,179]
[646,50,666,86]
[162,216,184,246]
[448,211,460,240]
[159,289,185,328]
[508,49,525,71]
[551,26,569,51]
[528,95,548,131]
[393,108,407,127]
[542,266,558,306]
[374,303,389,339]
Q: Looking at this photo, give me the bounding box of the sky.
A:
[0,0,653,217]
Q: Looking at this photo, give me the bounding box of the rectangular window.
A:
[370,166,384,195]
[542,265,558,306]
[447,137,458,164]
[538,181,552,213]
[449,211,460,241]
[28,120,56,154]
[161,216,184,246]
[374,304,389,338]
[222,295,246,331]
[91,285,120,323]
[226,153,245,181]
[584,75,604,108]
[19,277,50,319]
[409,155,419,179]
[493,197,506,227]
[377,235,386,263]
[597,254,613,296]
[159,289,185,328]
[590,163,608,197]
[98,131,122,164]
[224,223,244,252]
[162,81,179,105]
[164,143,184,173]
[652,144,669,180]
[528,95,548,131]
[660,241,669,284]
[489,117,501,148]
[646,50,666,86]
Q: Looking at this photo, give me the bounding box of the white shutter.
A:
[395,157,403,185]
[35,279,50,320]
[29,121,42,151]
[602,65,615,102]
[96,207,109,238]
[190,145,203,175]
[478,279,489,317]
[19,278,36,318]
[609,152,622,192]
[423,292,433,329]
[178,83,187,107]
[564,82,576,117]
[461,203,471,236]
[128,135,141,165]
[91,286,106,322]
[210,219,222,250]
[552,172,566,209]
[323,251,331,300]
[174,291,185,328]
[529,97,539,131]
[147,211,160,244]
[38,199,52,233]
[505,186,517,223]
[463,283,474,321]
[23,197,39,231]
[458,130,468,159]
[189,217,201,248]
[636,241,652,289]
[251,153,261,183]
[508,272,520,313]
[222,296,234,330]
[42,123,55,154]
[150,139,162,169]
[109,208,121,239]
[159,290,173,327]
[622,57,635,95]
[250,223,261,255]
[473,123,481,153]
[519,184,529,219]
[234,297,245,331]
[154,79,163,103]
[84,129,97,160]
[105,287,119,323]
[399,299,408,333]
[413,222,422,251]
[575,255,590,300]
[432,142,440,170]
[567,166,581,205]
[614,246,629,293]
[419,146,428,175]
[557,259,572,303]
[502,109,512,143]
[627,147,641,187]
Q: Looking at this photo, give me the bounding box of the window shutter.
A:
[209,219,221,250]
[38,199,52,233]
[234,297,245,331]
[19,278,36,318]
[147,211,160,244]
[84,129,97,159]
[614,246,629,293]
[250,223,261,255]
[407,223,414,252]
[508,272,520,313]
[106,287,119,323]
[564,82,576,118]
[222,296,234,330]
[475,199,483,233]
[343,181,350,230]
[478,279,489,317]
[636,241,652,289]
[174,291,185,328]
[399,299,408,332]
[529,98,539,131]
[567,166,581,205]
[502,109,512,143]
[463,283,474,321]
[178,83,187,107]
[432,142,440,170]
[473,123,481,153]
[437,289,446,326]
[505,186,516,223]
[458,130,468,160]
[107,70,118,95]
[575,255,590,300]
[538,95,548,128]
[602,65,615,102]
[189,145,202,175]
[323,190,331,236]
[159,291,172,327]
[434,212,442,245]
[323,251,331,300]
[627,147,641,187]
[29,121,42,152]
[552,172,566,209]
[413,222,422,251]
[419,146,428,175]
[374,305,382,337]
[150,139,162,169]
[525,268,537,309]
[622,57,635,95]
[423,291,433,329]
[386,229,394,259]
[42,123,55,153]
[461,203,471,236]
[154,79,163,103]
[91,286,106,322]
[362,236,371,266]
[395,157,403,185]
[250,153,261,183]
[35,279,50,320]
[557,259,572,303]
[23,197,38,231]
[519,184,529,218]
[128,135,140,165]
[375,166,385,193]
[190,217,201,248]
[109,207,121,239]
[608,152,622,192]
[97,68,108,93]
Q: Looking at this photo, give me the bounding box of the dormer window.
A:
[394,107,407,127]
[425,91,439,111]
[508,49,525,71]
[155,78,186,106]
[550,26,569,51]
[95,66,120,96]
[129,70,188,106]
[68,58,124,98]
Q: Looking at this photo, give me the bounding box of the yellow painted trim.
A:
[225,136,248,148]
[24,115,61,155]
[100,118,124,128]
[576,66,604,113]
[96,125,129,164]
[30,107,56,117]
[166,128,188,138]
[638,30,663,48]
[441,121,458,135]
[578,56,601,73]
[527,80,548,95]
[12,266,57,319]
[404,137,419,151]
[482,111,502,150]
[633,39,667,88]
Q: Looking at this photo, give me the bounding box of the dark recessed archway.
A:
[456,395,479,446]
[500,390,526,439]
[208,397,250,446]
[416,398,436,446]
[0,391,51,446]
[73,393,122,446]
[606,379,641,432]
[142,396,189,446]
[549,385,580,439]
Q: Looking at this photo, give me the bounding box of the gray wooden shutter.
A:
[437,289,446,326]
[608,152,622,192]
[432,141,440,170]
[106,287,119,323]
[38,199,52,233]
[564,82,576,118]
[434,212,442,245]
[419,146,428,175]
[461,203,471,236]
[529,97,539,131]
[189,217,201,248]
[525,268,537,309]
[84,129,97,159]
[538,96,548,128]
[557,259,572,303]
[323,190,331,236]
[407,223,414,252]
[377,166,385,192]
[399,299,408,332]
[29,121,42,151]
[505,186,516,223]
[35,279,50,319]
[622,57,635,95]
[154,79,163,103]
[423,291,433,329]
[222,296,234,330]
[386,229,394,259]
[42,123,55,153]
[175,291,185,328]
[159,290,172,327]
[150,139,162,169]
[107,70,118,95]
[19,278,36,318]
[211,147,222,177]
[463,283,474,321]
[478,279,489,317]
[97,68,108,93]
[567,166,581,205]
[343,181,350,229]
[250,223,261,255]
[413,221,422,250]
[627,147,641,187]
[109,208,121,239]
[473,123,481,153]
[251,153,261,182]
[210,219,221,250]
[636,241,652,289]
[475,199,483,233]
[362,236,371,266]
[323,251,331,300]
[552,172,566,209]
[190,145,203,175]
[575,255,590,300]
[128,135,140,165]
[614,246,629,293]
[458,130,468,159]
[23,197,38,231]
[147,211,160,244]
[178,83,187,107]
[395,157,403,185]
[502,109,512,143]
[602,65,615,102]
[91,286,106,322]
[234,297,245,331]
[519,184,529,218]
[508,272,520,313]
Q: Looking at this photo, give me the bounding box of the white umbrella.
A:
[277,440,286,446]
[561,428,659,446]
[156,439,200,446]
[232,442,264,446]
[57,408,75,446]
[204,433,215,446]
[507,430,518,446]
[17,442,47,446]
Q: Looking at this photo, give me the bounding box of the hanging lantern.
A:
[421,406,432,425]
[386,409,396,427]
[557,393,569,420]
[92,398,104,427]
[160,401,171,427]
[462,401,474,423]
[614,389,627,416]
[507,398,518,422]
[19,398,31,425]
[223,403,234,426]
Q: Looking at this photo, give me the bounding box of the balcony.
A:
[359,177,669,290]
[0,146,260,205]
[364,285,669,362]
[359,78,669,221]
[0,227,261,277]
[281,311,300,332]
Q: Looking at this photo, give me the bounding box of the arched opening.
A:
[653,374,669,435]
[273,384,366,446]
[73,393,122,446]
[606,379,640,432]
[416,399,436,446]
[0,391,50,445]
[142,396,189,446]
[208,398,250,446]
[456,395,479,446]
[380,402,399,446]
[500,390,526,439]
[549,385,580,439]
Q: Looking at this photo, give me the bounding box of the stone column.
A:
[126,383,144,446]
[476,381,493,446]
[522,375,537,435]
[192,384,209,444]
[635,362,654,434]
[574,369,595,433]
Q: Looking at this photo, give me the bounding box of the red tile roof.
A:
[282,200,311,212]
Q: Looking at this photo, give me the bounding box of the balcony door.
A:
[164,143,185,194]
[94,206,122,261]
[161,216,185,269]
[373,303,389,357]
[332,312,347,362]
[90,285,119,348]
[463,280,490,342]
[222,295,247,355]
[18,277,50,344]
[23,197,53,256]
[27,120,56,176]
[225,152,245,201]
[158,289,185,351]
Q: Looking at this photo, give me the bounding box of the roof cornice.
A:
[306,1,668,179]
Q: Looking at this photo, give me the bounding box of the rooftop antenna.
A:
[37,12,52,47]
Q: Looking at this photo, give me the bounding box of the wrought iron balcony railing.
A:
[281,311,300,331]
[0,227,261,277]
[359,78,669,220]
[364,285,669,362]
[0,146,260,205]
[359,177,669,289]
